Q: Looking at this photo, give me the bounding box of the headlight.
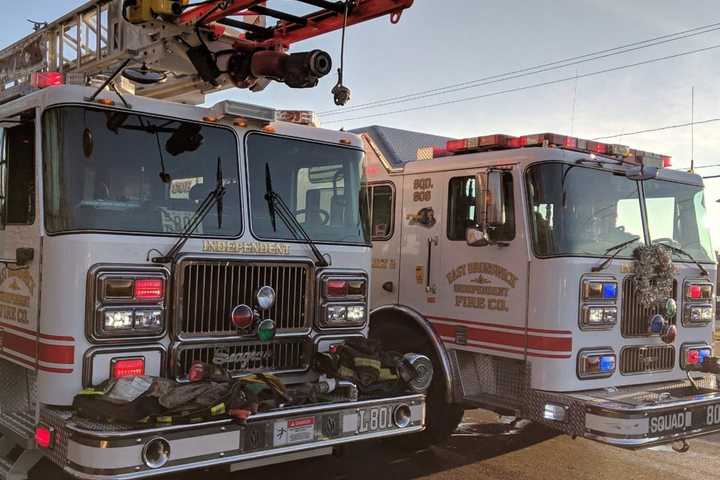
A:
[104,310,134,330]
[134,310,163,330]
[686,305,714,324]
[322,304,366,327]
[581,306,617,328]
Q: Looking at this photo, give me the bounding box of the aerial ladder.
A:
[0,0,413,105]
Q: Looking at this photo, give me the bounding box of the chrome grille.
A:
[175,259,313,340]
[621,276,677,337]
[620,345,675,375]
[172,339,310,380]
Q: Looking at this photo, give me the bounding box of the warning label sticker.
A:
[273,416,316,446]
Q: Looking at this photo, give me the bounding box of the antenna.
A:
[690,86,695,172]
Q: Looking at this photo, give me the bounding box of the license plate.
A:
[649,402,720,435]
[356,405,394,434]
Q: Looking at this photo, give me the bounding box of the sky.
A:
[4,0,720,246]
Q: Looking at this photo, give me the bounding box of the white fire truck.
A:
[359,125,720,451]
[0,1,426,478]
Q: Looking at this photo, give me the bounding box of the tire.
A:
[370,319,464,448]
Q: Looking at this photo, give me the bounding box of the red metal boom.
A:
[180,0,414,47]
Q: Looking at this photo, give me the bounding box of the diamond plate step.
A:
[0,411,34,450]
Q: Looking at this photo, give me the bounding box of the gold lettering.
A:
[202,241,290,256]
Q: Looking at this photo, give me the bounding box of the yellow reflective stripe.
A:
[378,368,398,381]
[156,416,172,424]
[353,357,381,369]
[338,366,355,378]
[211,403,226,416]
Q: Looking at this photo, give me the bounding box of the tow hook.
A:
[671,439,690,453]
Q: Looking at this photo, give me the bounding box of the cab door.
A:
[0,114,43,367]
[369,181,402,308]
[433,166,530,357]
[398,173,446,317]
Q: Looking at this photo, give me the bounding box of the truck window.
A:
[369,184,394,240]
[43,106,241,236]
[246,133,370,245]
[4,122,35,225]
[447,173,515,241]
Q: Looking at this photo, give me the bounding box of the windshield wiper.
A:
[264,164,329,267]
[592,236,640,272]
[151,157,226,264]
[652,240,709,277]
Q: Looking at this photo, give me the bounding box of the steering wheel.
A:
[653,237,681,248]
[295,209,330,225]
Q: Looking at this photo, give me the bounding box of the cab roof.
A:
[350,125,450,167]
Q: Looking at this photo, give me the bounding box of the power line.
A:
[319,20,720,117]
[592,117,720,140]
[324,42,720,124]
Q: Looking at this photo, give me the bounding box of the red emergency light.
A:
[134,278,165,301]
[31,71,64,89]
[433,132,672,168]
[35,426,54,449]
[112,358,145,379]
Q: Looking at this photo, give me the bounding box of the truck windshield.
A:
[246,133,370,245]
[43,106,241,236]
[527,163,714,262]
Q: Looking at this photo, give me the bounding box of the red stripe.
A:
[426,315,572,335]
[431,322,572,353]
[39,343,75,365]
[2,331,36,357]
[436,334,572,359]
[0,322,74,342]
[0,349,73,373]
[2,332,75,365]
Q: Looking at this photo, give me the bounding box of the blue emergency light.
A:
[601,282,617,300]
[599,355,616,373]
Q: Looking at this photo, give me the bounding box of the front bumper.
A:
[41,394,425,479]
[529,375,720,449]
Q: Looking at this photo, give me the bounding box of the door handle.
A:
[425,236,438,294]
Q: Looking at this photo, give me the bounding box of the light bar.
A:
[212,100,276,122]
[276,110,319,127]
[446,134,517,153]
[419,131,672,167]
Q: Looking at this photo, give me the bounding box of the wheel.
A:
[370,320,464,448]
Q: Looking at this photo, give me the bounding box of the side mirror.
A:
[467,170,506,247]
[485,170,506,227]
